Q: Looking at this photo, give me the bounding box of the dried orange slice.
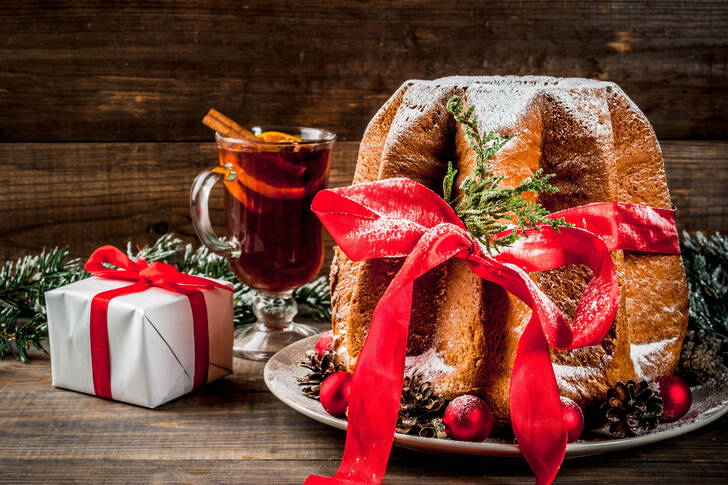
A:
[235,167,306,200]
[255,131,302,143]
[219,150,307,200]
[213,166,260,213]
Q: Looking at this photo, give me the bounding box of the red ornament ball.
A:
[320,371,352,417]
[443,395,493,442]
[654,375,692,422]
[560,396,584,443]
[315,330,335,357]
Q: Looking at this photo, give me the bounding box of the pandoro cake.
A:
[329,76,689,427]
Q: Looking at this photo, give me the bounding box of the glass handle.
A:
[190,164,242,259]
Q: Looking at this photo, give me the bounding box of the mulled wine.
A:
[220,135,332,292]
[191,121,335,361]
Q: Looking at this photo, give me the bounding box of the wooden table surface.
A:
[1,330,727,485]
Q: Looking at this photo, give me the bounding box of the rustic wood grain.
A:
[0,140,725,267]
[0,141,359,270]
[0,349,726,484]
[0,458,727,484]
[0,1,726,142]
[1,2,725,482]
[661,142,728,231]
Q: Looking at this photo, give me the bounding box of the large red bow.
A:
[84,245,232,399]
[306,178,680,485]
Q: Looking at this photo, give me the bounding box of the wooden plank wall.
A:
[1,1,727,264]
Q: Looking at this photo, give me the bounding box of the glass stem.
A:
[253,291,297,331]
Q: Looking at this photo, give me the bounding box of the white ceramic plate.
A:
[264,334,728,458]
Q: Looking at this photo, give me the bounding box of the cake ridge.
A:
[331,76,688,426]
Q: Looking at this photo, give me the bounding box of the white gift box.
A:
[45,276,233,408]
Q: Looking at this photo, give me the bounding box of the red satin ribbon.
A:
[84,245,232,400]
[306,178,680,485]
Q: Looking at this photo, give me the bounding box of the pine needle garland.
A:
[681,231,728,360]
[443,95,572,253]
[0,234,331,361]
[0,248,86,362]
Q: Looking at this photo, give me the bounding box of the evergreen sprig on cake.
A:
[442,95,572,253]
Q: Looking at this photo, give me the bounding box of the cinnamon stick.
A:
[202,108,257,140]
[203,108,308,180]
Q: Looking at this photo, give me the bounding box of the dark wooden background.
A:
[1,3,727,484]
[1,0,727,264]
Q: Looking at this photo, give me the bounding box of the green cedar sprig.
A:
[442,95,572,253]
[0,234,331,361]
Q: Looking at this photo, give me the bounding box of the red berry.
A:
[443,395,493,442]
[654,375,692,422]
[560,396,584,443]
[320,371,351,417]
[315,330,335,357]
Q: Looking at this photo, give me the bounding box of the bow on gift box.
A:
[305,178,680,485]
[84,245,232,400]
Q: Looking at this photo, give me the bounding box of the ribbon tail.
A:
[333,281,413,484]
[510,314,567,485]
[305,477,366,485]
[306,224,473,485]
[466,255,569,485]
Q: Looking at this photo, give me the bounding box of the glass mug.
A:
[190,127,335,360]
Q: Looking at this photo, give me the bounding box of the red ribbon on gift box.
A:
[84,246,232,400]
[305,178,680,485]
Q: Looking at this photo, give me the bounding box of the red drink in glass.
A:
[219,137,332,292]
[191,125,335,361]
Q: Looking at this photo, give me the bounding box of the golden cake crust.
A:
[330,76,688,426]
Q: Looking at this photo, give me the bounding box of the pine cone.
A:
[297,349,347,399]
[679,329,723,385]
[600,380,664,437]
[417,417,448,439]
[396,374,447,436]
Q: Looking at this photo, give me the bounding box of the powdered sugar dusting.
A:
[347,217,425,257]
[383,81,456,150]
[383,75,619,141]
[405,347,455,383]
[332,332,350,368]
[552,363,601,394]
[630,337,678,379]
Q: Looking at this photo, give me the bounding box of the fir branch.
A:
[0,234,332,361]
[128,233,187,263]
[176,241,258,325]
[294,276,332,321]
[444,95,572,253]
[681,231,728,357]
[0,248,86,361]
